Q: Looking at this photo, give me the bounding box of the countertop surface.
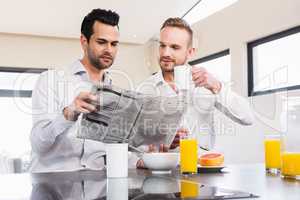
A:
[0,163,299,200]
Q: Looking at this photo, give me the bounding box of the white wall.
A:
[110,43,151,89]
[191,0,300,164]
[0,33,81,68]
[0,33,151,88]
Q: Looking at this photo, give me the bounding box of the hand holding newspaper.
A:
[77,84,188,148]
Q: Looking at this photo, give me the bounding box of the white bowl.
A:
[142,152,179,173]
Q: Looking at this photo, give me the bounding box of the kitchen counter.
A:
[0,163,299,200]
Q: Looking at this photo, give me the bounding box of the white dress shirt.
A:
[136,70,254,151]
[29,60,137,172]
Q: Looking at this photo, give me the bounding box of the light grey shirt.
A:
[136,70,254,151]
[29,60,136,172]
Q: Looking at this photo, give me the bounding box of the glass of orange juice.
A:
[264,134,282,174]
[279,101,300,180]
[281,152,300,180]
[180,134,198,174]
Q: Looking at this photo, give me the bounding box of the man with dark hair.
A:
[81,9,119,42]
[30,9,122,172]
[136,18,253,168]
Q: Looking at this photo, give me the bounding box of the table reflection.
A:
[29,169,258,200]
[142,176,179,194]
[30,171,107,200]
[30,172,182,200]
[31,180,106,200]
[107,178,128,200]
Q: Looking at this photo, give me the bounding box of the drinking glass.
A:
[281,103,300,180]
[264,134,282,174]
[180,134,198,174]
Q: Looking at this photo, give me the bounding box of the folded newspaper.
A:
[77,84,188,148]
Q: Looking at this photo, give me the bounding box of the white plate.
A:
[197,165,225,173]
[150,169,172,174]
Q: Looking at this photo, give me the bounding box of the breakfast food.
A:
[198,153,224,166]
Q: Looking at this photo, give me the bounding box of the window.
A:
[189,49,231,83]
[0,67,46,172]
[248,26,300,96]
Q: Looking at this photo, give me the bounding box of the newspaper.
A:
[77,84,187,148]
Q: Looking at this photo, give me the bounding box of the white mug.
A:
[174,65,195,91]
[106,143,128,178]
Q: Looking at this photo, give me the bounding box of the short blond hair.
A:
[160,17,193,46]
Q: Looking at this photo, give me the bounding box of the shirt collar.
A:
[153,70,166,86]
[70,60,87,75]
[70,59,112,84]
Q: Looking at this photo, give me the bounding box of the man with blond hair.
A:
[136,17,253,168]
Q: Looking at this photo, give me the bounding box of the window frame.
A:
[0,67,47,97]
[247,25,300,97]
[189,49,230,66]
[189,49,230,84]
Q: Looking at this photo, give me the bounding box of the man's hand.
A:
[63,92,98,121]
[136,144,169,169]
[191,66,222,94]
[170,128,188,149]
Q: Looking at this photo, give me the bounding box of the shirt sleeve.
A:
[30,71,74,154]
[128,152,141,169]
[128,145,149,168]
[214,83,254,125]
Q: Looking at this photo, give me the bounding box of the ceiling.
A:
[0,0,199,44]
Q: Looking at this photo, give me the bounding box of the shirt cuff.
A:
[52,114,75,138]
[128,152,141,169]
[215,82,228,102]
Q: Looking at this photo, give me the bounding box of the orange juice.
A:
[264,139,281,169]
[281,152,300,177]
[180,139,198,173]
[180,180,199,198]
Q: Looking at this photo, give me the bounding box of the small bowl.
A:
[142,152,179,173]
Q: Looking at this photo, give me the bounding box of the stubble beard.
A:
[87,48,113,70]
[159,58,187,73]
[161,63,175,73]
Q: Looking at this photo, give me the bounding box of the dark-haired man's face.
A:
[159,27,194,73]
[83,21,119,70]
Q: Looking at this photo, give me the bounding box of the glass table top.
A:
[29,169,258,200]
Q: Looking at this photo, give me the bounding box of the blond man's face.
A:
[159,27,193,73]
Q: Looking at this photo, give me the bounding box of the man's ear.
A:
[187,47,196,60]
[80,35,88,51]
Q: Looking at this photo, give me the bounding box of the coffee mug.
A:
[174,65,195,91]
[106,143,128,178]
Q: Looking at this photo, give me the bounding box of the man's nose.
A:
[161,47,171,56]
[104,43,113,53]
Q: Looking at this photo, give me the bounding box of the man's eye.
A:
[160,44,166,48]
[111,42,118,47]
[97,41,106,45]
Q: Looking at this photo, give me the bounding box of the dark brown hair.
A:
[81,8,119,42]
